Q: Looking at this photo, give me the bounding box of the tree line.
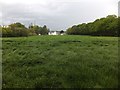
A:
[0,15,119,37]
[66,15,119,36]
[0,23,49,37]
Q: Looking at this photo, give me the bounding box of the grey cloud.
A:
[1,0,119,30]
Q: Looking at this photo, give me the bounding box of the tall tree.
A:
[66,15,118,36]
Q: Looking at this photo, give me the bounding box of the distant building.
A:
[1,25,9,28]
[48,31,65,35]
[48,31,60,35]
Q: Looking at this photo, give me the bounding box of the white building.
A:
[48,31,65,35]
[1,25,9,28]
[48,31,60,35]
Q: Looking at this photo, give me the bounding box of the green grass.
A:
[2,35,118,88]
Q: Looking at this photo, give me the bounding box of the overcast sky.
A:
[0,0,119,31]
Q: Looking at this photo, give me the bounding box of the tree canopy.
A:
[1,23,49,37]
[66,15,118,36]
[0,15,118,37]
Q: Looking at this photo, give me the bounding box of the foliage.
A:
[1,23,50,37]
[28,24,49,35]
[1,15,118,37]
[66,15,118,36]
[1,22,29,37]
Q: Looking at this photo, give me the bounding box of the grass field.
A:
[2,35,118,88]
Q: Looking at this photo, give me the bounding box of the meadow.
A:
[2,35,118,88]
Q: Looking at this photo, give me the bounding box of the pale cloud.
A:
[0,0,119,30]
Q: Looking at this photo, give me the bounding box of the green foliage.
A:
[2,28,13,37]
[66,15,118,36]
[2,22,29,37]
[28,25,38,36]
[28,25,49,35]
[41,25,49,35]
[2,35,118,88]
[1,14,118,37]
[1,23,50,37]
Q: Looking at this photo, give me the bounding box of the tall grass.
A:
[2,35,118,88]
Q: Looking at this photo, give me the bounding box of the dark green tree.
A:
[66,15,118,36]
[8,22,28,37]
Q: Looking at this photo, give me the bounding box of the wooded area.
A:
[0,15,119,37]
[0,23,49,37]
[66,15,119,36]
